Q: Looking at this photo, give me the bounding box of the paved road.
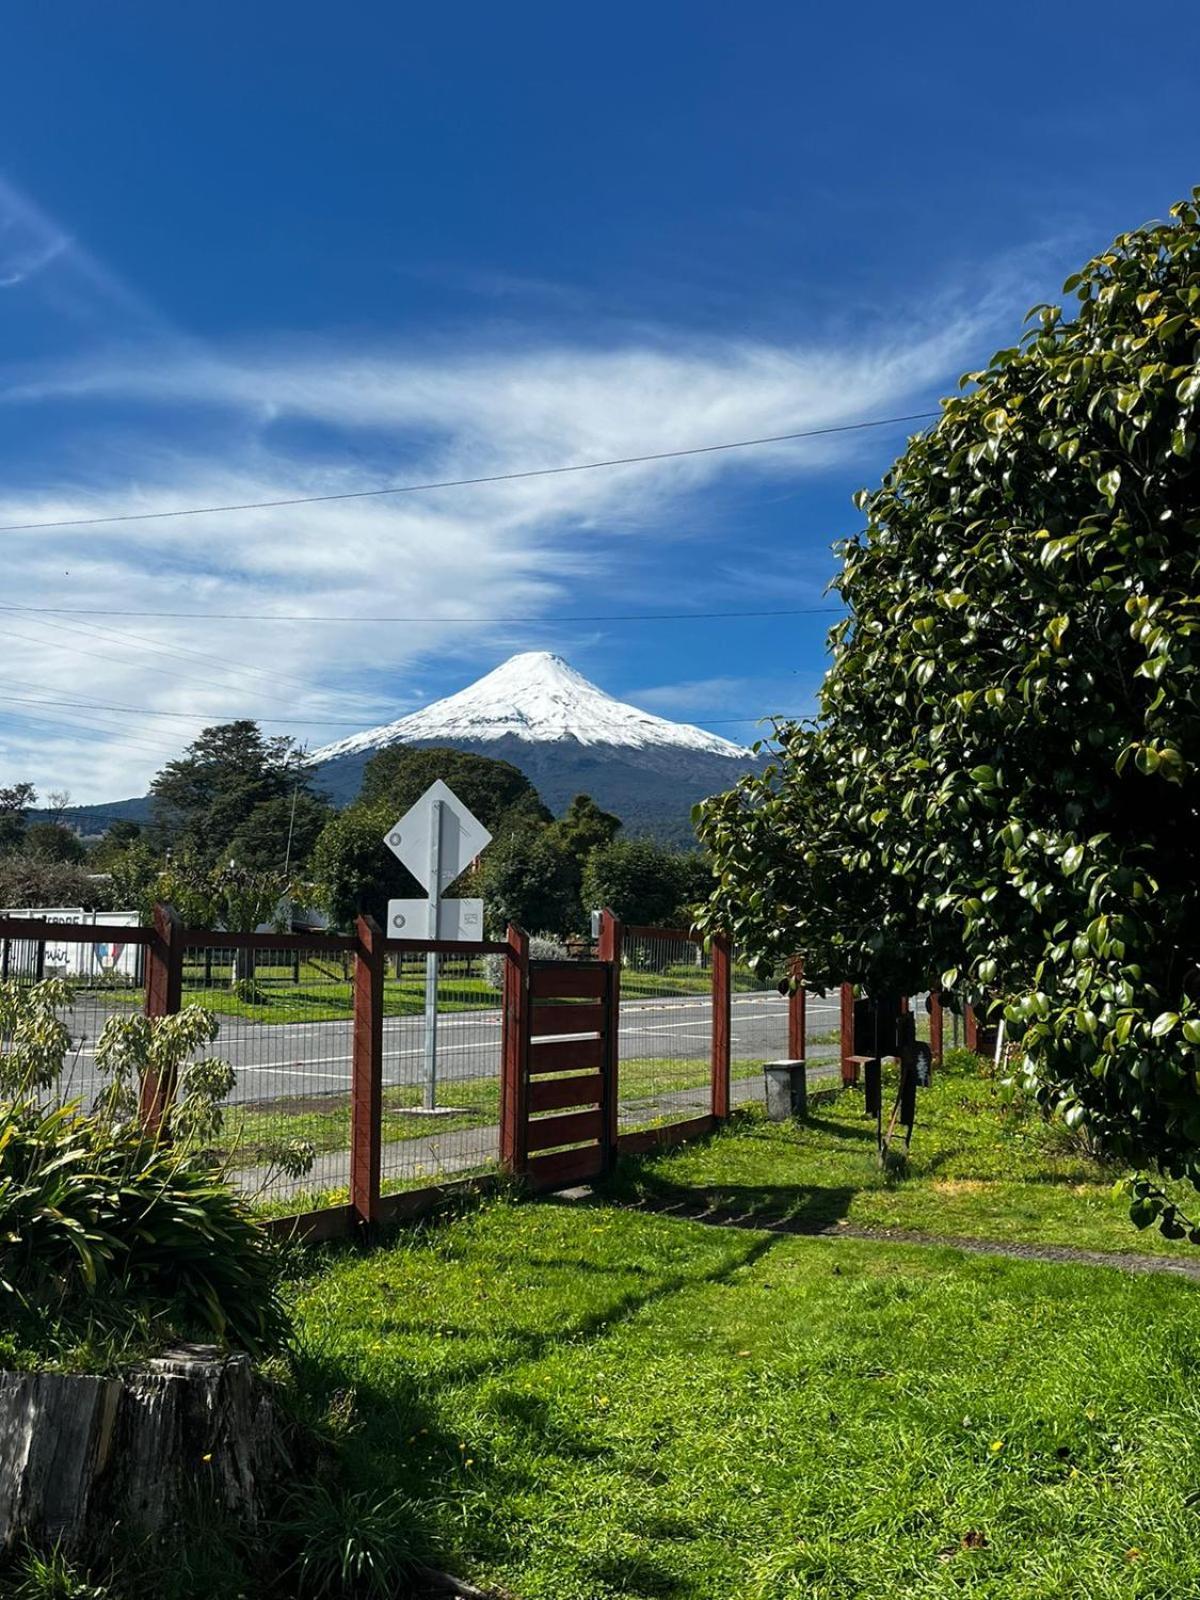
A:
[56,990,841,1109]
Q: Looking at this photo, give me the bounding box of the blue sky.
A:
[0,0,1197,801]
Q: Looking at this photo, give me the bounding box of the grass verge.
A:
[605,1057,1200,1256]
[282,1188,1200,1600]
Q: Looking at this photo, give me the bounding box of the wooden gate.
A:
[501,945,616,1190]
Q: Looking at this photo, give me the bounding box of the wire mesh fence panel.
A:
[377,948,504,1195]
[0,928,148,1110]
[181,942,356,1215]
[618,930,717,1132]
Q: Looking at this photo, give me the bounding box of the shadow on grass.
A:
[285,1216,785,1592]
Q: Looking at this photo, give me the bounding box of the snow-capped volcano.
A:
[312,652,753,763]
[309,652,763,841]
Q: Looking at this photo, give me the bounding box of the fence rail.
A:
[2,905,904,1238]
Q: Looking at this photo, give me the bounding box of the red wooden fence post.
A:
[499,923,530,1176]
[839,982,857,1085]
[711,932,732,1120]
[140,902,184,1134]
[929,991,944,1065]
[596,909,622,1159]
[787,957,806,1063]
[350,914,384,1226]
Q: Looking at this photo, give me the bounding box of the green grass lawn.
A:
[286,1191,1200,1600]
[606,1058,1200,1257]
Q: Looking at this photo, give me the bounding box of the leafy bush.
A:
[1,981,289,1356]
[0,1096,288,1353]
[697,192,1200,1221]
[484,933,567,990]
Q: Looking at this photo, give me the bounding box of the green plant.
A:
[0,1094,289,1352]
[0,1544,111,1599]
[273,1484,433,1599]
[697,191,1200,1237]
[1,984,289,1356]
[0,978,73,1094]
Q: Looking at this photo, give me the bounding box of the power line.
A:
[0,411,939,534]
[3,603,842,624]
[0,688,802,729]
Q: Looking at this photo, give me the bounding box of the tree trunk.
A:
[0,1345,288,1557]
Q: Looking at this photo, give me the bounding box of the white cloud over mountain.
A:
[0,173,1013,800]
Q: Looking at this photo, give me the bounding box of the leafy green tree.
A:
[101,839,162,920]
[581,838,697,928]
[0,783,35,857]
[226,789,331,872]
[311,752,553,929]
[24,822,86,865]
[357,745,548,829]
[475,828,582,937]
[150,722,322,869]
[308,800,418,928]
[548,793,622,860]
[697,192,1200,1230]
[89,820,143,867]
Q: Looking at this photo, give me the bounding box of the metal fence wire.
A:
[616,929,713,1132]
[182,941,356,1214]
[377,948,503,1196]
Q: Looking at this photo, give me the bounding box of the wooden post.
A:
[711,932,732,1120]
[596,909,622,1160]
[350,915,384,1226]
[499,923,530,1175]
[840,982,857,1085]
[139,903,184,1134]
[964,1003,978,1054]
[787,957,806,1062]
[929,991,944,1065]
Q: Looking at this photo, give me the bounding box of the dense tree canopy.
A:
[312,750,554,929]
[582,839,709,928]
[150,722,327,869]
[0,784,36,857]
[698,193,1200,1216]
[357,745,548,828]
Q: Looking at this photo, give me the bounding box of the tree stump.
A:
[0,1344,288,1557]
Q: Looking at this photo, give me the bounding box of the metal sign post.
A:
[383,781,493,1112]
[424,799,442,1110]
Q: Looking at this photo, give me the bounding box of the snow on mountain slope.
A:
[312,652,753,762]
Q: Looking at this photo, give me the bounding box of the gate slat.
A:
[529,1072,603,1113]
[529,965,608,1000]
[530,1002,606,1038]
[528,1036,605,1074]
[527,1145,604,1190]
[526,1109,603,1153]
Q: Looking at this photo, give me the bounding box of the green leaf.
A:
[1152,1012,1180,1038]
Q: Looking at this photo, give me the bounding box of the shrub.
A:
[484,933,568,991]
[1,981,289,1356]
[0,1096,288,1354]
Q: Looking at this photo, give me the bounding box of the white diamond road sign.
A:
[383,778,492,894]
[381,779,494,1111]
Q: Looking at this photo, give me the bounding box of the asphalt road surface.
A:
[57,989,842,1109]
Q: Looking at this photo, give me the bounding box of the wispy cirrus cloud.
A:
[0,172,1030,801]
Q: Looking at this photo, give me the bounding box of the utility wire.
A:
[0,411,938,534]
[0,688,800,729]
[5,603,842,624]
